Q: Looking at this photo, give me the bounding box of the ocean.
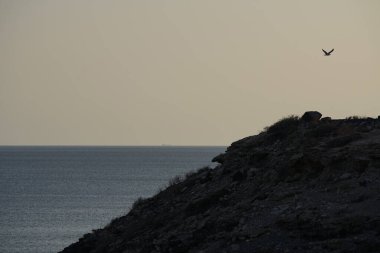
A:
[0,146,225,253]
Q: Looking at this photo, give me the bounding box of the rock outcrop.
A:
[301,111,322,122]
[60,112,380,253]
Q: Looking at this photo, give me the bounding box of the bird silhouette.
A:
[322,49,334,56]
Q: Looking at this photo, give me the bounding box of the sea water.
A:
[0,146,225,253]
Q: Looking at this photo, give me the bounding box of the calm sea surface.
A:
[0,146,225,253]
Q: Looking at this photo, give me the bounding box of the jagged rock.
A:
[211,153,225,164]
[232,171,245,181]
[301,111,322,122]
[60,113,380,253]
[339,172,352,180]
[327,133,361,147]
[321,116,332,122]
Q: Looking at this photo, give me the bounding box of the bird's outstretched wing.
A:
[322,49,328,54]
[328,49,334,54]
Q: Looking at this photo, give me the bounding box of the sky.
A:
[0,0,379,146]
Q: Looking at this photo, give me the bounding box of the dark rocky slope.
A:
[60,112,380,253]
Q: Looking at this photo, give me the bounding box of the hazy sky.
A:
[1,0,379,145]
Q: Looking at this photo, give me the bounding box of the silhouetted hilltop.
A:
[60,112,380,253]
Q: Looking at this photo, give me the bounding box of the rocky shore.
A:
[60,112,380,253]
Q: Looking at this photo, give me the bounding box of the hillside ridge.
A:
[60,111,380,253]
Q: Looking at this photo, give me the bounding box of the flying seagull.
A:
[322,49,334,56]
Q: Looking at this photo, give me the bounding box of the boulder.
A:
[301,111,322,123]
[320,117,331,122]
[212,153,225,164]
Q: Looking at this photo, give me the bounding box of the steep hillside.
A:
[60,112,380,253]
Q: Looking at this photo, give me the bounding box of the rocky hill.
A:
[60,112,380,253]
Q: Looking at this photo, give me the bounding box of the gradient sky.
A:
[1,0,379,145]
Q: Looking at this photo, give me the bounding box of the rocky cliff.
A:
[60,112,380,253]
